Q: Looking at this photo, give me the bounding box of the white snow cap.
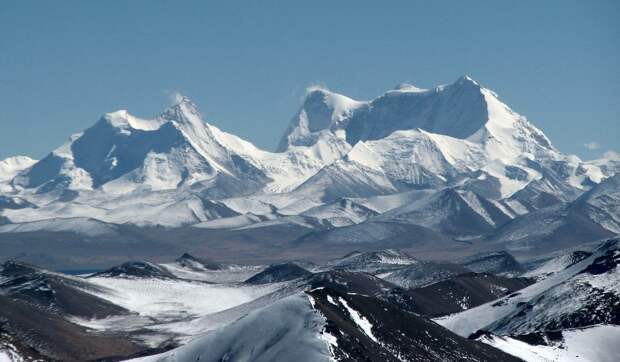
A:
[0,155,37,182]
[454,75,479,86]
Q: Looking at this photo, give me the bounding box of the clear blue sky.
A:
[1,1,618,160]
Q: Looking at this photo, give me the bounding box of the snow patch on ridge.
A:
[338,297,378,343]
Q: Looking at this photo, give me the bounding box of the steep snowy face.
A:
[586,151,620,180]
[280,77,570,205]
[347,129,487,177]
[1,77,616,235]
[346,76,490,143]
[351,76,555,162]
[277,87,363,151]
[281,77,556,164]
[11,95,353,196]
[12,97,269,193]
[129,294,334,362]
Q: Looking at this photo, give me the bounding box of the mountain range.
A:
[0,76,618,268]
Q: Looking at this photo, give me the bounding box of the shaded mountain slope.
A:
[404,272,534,317]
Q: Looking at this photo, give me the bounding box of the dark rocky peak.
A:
[457,250,525,276]
[307,270,396,296]
[0,260,127,319]
[90,261,176,279]
[244,262,312,284]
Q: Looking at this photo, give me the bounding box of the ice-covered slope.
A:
[277,86,363,151]
[128,294,335,362]
[0,156,36,183]
[130,288,522,362]
[280,76,606,208]
[0,156,37,194]
[13,98,267,194]
[584,151,620,181]
[11,96,349,197]
[0,96,353,226]
[0,76,616,245]
[522,250,591,281]
[570,173,620,233]
[287,157,401,203]
[478,325,620,362]
[281,76,557,163]
[295,130,477,198]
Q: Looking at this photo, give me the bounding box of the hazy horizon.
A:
[1,0,618,160]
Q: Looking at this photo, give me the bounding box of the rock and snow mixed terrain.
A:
[478,325,620,362]
[435,238,620,361]
[437,239,620,337]
[0,76,619,361]
[0,249,526,361]
[0,76,618,269]
[1,239,618,361]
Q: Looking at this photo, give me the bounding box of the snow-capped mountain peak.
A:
[11,97,262,193]
[101,94,206,134]
[159,95,203,126]
[1,77,617,235]
[103,110,166,131]
[390,83,428,93]
[277,86,364,151]
[455,74,478,86]
[279,76,556,166]
[0,156,37,183]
